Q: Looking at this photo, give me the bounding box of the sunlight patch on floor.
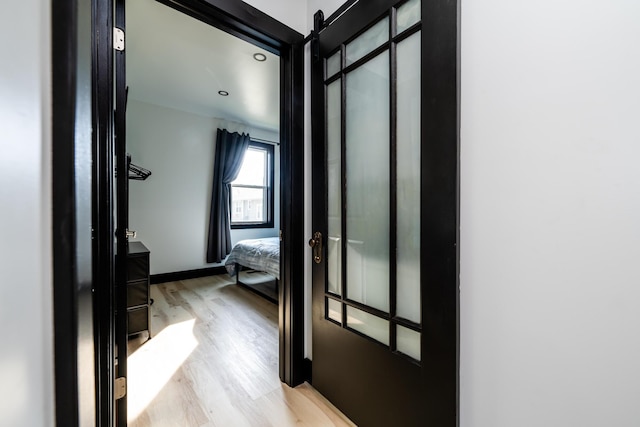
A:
[127,319,198,423]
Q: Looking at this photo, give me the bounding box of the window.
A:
[230,141,274,228]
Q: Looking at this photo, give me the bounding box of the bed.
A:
[225,237,280,302]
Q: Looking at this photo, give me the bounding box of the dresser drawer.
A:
[126,242,150,338]
[127,306,149,335]
[127,254,149,281]
[127,279,149,308]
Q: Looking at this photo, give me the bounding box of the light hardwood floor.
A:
[127,275,355,427]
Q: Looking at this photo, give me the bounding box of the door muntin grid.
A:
[323,0,422,362]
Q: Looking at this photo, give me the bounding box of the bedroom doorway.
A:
[124,0,283,302]
[94,0,305,425]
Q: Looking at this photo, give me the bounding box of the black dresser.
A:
[127,241,151,338]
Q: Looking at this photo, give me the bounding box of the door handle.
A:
[308,231,323,264]
[125,229,137,239]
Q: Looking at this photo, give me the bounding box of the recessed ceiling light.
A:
[218,90,229,96]
[253,53,267,62]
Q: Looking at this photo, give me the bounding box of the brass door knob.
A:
[308,231,323,264]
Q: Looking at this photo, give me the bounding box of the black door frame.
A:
[52,0,97,425]
[89,0,305,426]
[114,1,128,424]
[93,0,117,425]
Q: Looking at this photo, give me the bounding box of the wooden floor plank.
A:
[128,275,355,427]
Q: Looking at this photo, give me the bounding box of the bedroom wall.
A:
[127,99,280,275]
[0,0,54,425]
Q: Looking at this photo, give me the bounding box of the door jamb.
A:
[93,0,117,424]
[52,0,81,425]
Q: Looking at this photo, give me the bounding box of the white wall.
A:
[460,0,640,426]
[0,0,54,426]
[127,100,280,275]
[243,0,307,35]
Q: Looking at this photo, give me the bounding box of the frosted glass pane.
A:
[346,18,389,66]
[327,80,342,296]
[347,306,389,345]
[397,325,421,361]
[327,298,342,324]
[327,51,341,77]
[397,0,421,34]
[396,31,421,323]
[346,52,390,312]
[327,237,341,295]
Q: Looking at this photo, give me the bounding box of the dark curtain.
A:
[207,129,251,263]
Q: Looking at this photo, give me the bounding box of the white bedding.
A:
[224,237,280,280]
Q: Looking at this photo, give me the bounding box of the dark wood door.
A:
[310,0,459,425]
[114,0,129,424]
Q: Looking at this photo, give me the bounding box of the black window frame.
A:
[230,140,275,229]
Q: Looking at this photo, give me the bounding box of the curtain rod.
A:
[251,137,280,146]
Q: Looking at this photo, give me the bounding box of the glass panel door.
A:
[310,0,458,424]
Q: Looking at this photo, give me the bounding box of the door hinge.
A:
[279,230,283,241]
[114,27,125,51]
[115,376,126,400]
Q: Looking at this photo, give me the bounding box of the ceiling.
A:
[126,0,280,132]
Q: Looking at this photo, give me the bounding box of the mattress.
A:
[224,237,280,280]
